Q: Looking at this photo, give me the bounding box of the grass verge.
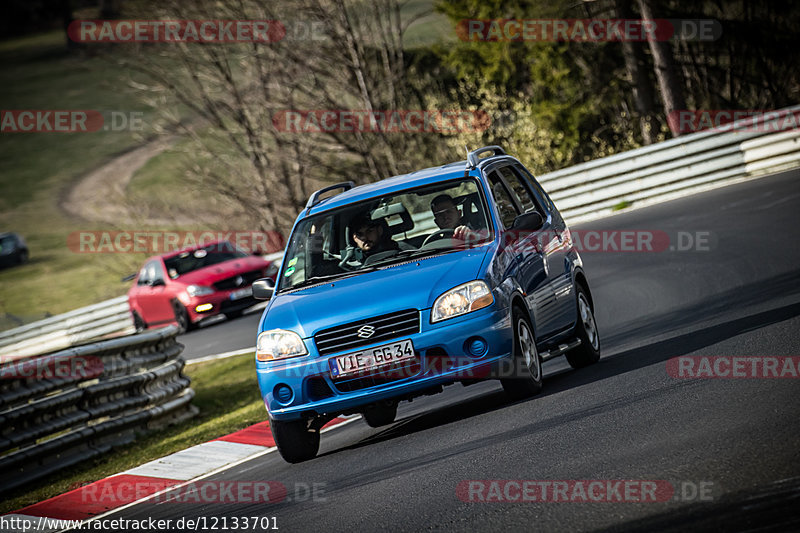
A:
[0,29,162,323]
[0,351,264,514]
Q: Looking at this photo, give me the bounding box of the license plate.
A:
[230,287,252,300]
[329,339,415,378]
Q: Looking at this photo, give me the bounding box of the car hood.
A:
[174,256,268,286]
[261,246,491,338]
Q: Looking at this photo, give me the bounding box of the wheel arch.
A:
[573,269,594,311]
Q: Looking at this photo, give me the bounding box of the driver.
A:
[430,194,474,240]
[348,212,399,265]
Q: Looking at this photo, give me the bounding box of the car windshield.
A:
[163,242,248,278]
[0,236,15,251]
[278,177,492,292]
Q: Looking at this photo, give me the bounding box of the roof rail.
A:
[466,145,506,170]
[306,181,355,209]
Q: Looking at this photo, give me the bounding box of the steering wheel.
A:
[422,228,455,247]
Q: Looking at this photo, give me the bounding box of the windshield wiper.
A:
[282,267,380,292]
[366,248,457,267]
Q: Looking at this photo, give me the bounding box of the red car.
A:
[128,240,278,332]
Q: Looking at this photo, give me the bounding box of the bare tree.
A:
[636,0,687,137]
[118,0,448,236]
[615,0,657,144]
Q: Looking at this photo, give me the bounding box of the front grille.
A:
[213,270,263,291]
[332,357,421,393]
[314,309,419,356]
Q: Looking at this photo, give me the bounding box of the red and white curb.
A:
[4,417,358,532]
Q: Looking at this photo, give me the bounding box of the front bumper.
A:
[184,291,257,322]
[256,304,514,421]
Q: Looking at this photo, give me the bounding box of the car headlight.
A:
[431,281,494,323]
[186,285,215,297]
[256,329,308,361]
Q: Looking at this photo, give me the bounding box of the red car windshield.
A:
[163,242,248,278]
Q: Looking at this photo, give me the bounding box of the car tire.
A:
[18,250,28,265]
[172,301,192,334]
[501,306,543,401]
[566,285,601,369]
[132,310,146,333]
[270,418,320,463]
[362,402,398,428]
[224,310,244,320]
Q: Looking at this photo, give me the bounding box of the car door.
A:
[137,260,172,324]
[486,167,559,338]
[511,163,577,332]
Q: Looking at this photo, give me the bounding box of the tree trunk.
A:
[617,0,657,144]
[636,0,687,137]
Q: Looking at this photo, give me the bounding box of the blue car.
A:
[252,146,600,462]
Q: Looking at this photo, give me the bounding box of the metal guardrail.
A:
[0,325,195,495]
[2,108,798,363]
[537,106,800,224]
[0,296,134,361]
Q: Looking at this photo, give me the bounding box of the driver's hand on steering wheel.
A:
[453,225,473,240]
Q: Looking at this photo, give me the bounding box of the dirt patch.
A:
[60,135,193,225]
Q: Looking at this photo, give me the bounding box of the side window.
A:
[488,171,520,229]
[500,166,543,214]
[514,164,555,212]
[151,261,165,283]
[139,260,163,285]
[137,264,151,286]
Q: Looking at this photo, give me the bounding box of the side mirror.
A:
[252,278,275,300]
[121,273,136,282]
[150,278,166,287]
[512,212,544,232]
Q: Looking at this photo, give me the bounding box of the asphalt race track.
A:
[178,307,262,360]
[154,170,800,531]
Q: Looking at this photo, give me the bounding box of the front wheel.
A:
[224,310,244,320]
[501,306,543,401]
[132,310,146,332]
[270,418,320,463]
[172,301,191,334]
[566,286,601,369]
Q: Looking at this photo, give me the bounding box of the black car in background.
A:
[0,232,29,268]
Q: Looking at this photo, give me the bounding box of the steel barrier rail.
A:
[0,325,196,496]
[2,107,798,363]
[0,296,134,361]
[537,106,800,224]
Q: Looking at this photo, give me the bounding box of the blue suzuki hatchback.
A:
[252,146,600,462]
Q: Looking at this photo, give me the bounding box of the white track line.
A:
[60,416,362,532]
[186,347,255,365]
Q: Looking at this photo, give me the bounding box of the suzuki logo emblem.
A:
[235,275,244,286]
[357,325,376,338]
